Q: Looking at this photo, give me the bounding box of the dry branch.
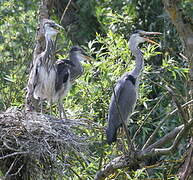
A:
[94,118,193,180]
[178,137,193,179]
[95,110,193,180]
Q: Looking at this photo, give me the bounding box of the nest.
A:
[0,107,90,180]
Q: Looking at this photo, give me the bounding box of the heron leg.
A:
[40,100,43,114]
[50,100,53,116]
[58,100,67,119]
[38,98,43,114]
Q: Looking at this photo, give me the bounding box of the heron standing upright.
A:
[55,46,91,118]
[106,30,161,144]
[26,19,90,118]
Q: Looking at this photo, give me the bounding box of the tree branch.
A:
[94,154,136,180]
[140,118,193,159]
[162,2,193,179]
[178,137,193,179]
[95,118,193,180]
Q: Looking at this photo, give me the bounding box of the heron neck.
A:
[44,35,55,57]
[130,47,144,78]
[69,53,84,80]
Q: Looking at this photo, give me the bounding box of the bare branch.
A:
[0,152,28,160]
[60,0,72,24]
[9,165,24,177]
[178,137,193,179]
[5,158,17,177]
[94,155,133,180]
[144,125,183,151]
[5,157,24,178]
[141,118,193,158]
[95,118,193,180]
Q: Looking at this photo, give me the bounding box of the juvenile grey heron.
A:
[26,19,90,118]
[106,30,161,144]
[55,46,91,118]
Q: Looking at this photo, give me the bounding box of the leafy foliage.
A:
[0,0,38,110]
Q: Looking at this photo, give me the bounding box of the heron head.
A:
[128,30,162,49]
[43,19,64,38]
[70,46,92,62]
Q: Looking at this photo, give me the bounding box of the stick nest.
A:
[0,107,90,179]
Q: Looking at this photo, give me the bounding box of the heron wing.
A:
[114,74,136,102]
[106,74,137,144]
[55,62,70,92]
[27,59,40,94]
[62,59,75,67]
[109,73,137,123]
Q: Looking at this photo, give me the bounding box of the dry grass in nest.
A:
[0,107,91,179]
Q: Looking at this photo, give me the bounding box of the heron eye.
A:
[50,24,55,28]
[133,30,140,34]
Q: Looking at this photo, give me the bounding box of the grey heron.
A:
[55,46,91,118]
[26,19,90,118]
[106,30,161,144]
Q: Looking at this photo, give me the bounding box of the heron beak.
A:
[54,23,64,32]
[79,50,92,61]
[142,31,162,35]
[142,31,162,46]
[143,37,160,46]
[83,55,93,63]
[56,24,64,30]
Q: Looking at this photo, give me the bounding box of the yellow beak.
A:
[143,37,160,46]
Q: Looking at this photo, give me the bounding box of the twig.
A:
[94,155,129,180]
[144,124,183,151]
[54,0,72,54]
[5,158,24,178]
[0,151,28,160]
[178,137,193,179]
[98,134,105,170]
[9,165,24,177]
[59,0,72,24]
[141,118,193,157]
[3,141,19,152]
[5,158,17,177]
